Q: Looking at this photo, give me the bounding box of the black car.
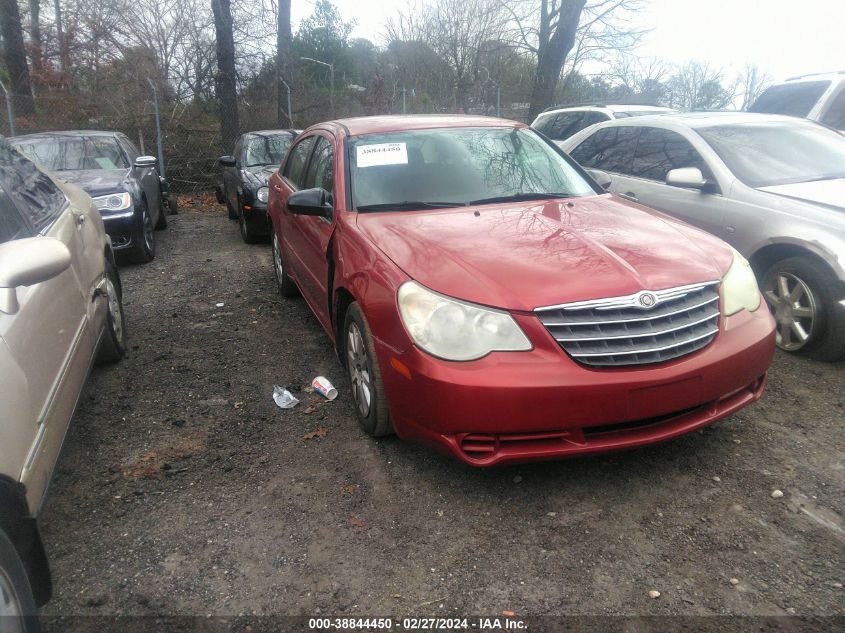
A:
[217,129,299,243]
[10,130,168,264]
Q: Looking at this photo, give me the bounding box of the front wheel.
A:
[97,261,127,364]
[128,202,155,264]
[238,205,260,244]
[272,232,299,297]
[762,256,845,361]
[0,529,41,633]
[344,302,393,437]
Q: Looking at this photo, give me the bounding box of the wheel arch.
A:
[749,241,839,280]
[0,476,51,607]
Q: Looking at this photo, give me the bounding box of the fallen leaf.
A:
[303,427,327,440]
[303,406,316,414]
[341,484,358,495]
[349,516,365,527]
[234,402,243,409]
[502,610,515,617]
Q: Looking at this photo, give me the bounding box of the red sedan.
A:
[267,115,776,466]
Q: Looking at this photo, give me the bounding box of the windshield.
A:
[698,122,845,188]
[12,136,128,171]
[348,127,594,210]
[244,134,294,167]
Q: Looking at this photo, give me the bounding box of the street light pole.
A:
[482,67,501,118]
[281,79,293,127]
[0,79,15,137]
[301,56,334,118]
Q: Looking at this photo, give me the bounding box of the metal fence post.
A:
[0,79,15,137]
[147,78,165,179]
[281,79,293,127]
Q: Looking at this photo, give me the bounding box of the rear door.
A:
[0,184,90,509]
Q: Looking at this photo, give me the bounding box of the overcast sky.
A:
[291,0,843,82]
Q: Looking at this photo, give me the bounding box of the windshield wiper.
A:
[356,201,465,212]
[468,192,572,205]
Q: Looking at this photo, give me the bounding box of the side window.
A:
[282,136,316,189]
[532,113,554,135]
[118,136,139,163]
[577,111,609,132]
[569,127,639,175]
[631,128,710,182]
[548,112,586,141]
[0,141,66,233]
[303,137,334,196]
[0,188,33,244]
[821,86,845,130]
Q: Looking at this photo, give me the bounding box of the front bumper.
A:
[376,306,776,466]
[241,201,270,235]
[101,211,137,250]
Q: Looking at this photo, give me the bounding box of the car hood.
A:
[355,195,734,311]
[56,169,130,197]
[757,178,845,211]
[243,165,276,186]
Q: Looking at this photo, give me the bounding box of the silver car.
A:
[561,112,845,361]
[0,138,126,628]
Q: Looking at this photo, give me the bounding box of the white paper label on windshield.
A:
[356,143,408,168]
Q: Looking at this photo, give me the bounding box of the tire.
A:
[97,261,127,364]
[238,204,260,244]
[154,197,167,230]
[271,231,299,298]
[0,529,41,633]
[344,302,393,437]
[167,195,179,215]
[762,256,845,361]
[226,194,238,220]
[128,201,156,264]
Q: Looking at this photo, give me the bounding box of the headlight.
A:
[721,248,761,315]
[397,281,531,361]
[256,186,269,203]
[92,192,131,211]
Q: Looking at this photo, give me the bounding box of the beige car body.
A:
[1,178,112,514]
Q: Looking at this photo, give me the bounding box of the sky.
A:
[291,0,844,83]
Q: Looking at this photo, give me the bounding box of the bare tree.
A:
[0,0,36,115]
[666,61,736,110]
[276,0,291,125]
[738,63,770,111]
[29,0,43,72]
[211,0,239,148]
[53,0,69,72]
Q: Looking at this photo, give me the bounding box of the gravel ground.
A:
[38,208,844,628]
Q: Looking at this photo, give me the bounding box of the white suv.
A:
[749,72,845,132]
[531,104,676,143]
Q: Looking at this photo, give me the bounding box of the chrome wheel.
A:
[272,234,284,285]
[764,271,816,351]
[0,567,24,632]
[105,276,124,344]
[347,322,372,418]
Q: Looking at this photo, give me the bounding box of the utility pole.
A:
[301,56,334,118]
[281,79,293,127]
[402,85,407,114]
[0,79,14,136]
[147,78,165,178]
[482,67,501,117]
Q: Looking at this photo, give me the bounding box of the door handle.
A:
[273,184,283,192]
[621,191,638,202]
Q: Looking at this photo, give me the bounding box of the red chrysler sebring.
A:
[267,115,776,466]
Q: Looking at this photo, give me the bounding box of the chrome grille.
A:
[535,281,721,367]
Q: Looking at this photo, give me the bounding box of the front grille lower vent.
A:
[535,281,720,367]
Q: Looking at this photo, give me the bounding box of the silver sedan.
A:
[560,112,845,361]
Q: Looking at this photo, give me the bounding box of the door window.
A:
[749,81,830,117]
[0,188,32,244]
[302,137,334,196]
[282,136,317,189]
[569,126,640,175]
[0,141,65,233]
[117,135,139,163]
[547,112,586,140]
[630,127,710,182]
[821,86,845,129]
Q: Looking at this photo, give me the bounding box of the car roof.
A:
[539,104,674,116]
[782,70,845,83]
[246,129,298,137]
[315,115,524,137]
[594,111,811,129]
[10,130,119,141]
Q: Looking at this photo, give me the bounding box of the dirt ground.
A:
[38,208,844,628]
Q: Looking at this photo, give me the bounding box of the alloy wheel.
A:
[272,234,284,286]
[0,567,24,633]
[105,276,124,345]
[347,322,372,418]
[763,271,816,351]
[143,209,154,252]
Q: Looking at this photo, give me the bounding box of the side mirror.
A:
[287,188,333,219]
[219,155,237,168]
[0,237,72,315]
[134,155,157,168]
[586,168,612,191]
[666,167,707,190]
